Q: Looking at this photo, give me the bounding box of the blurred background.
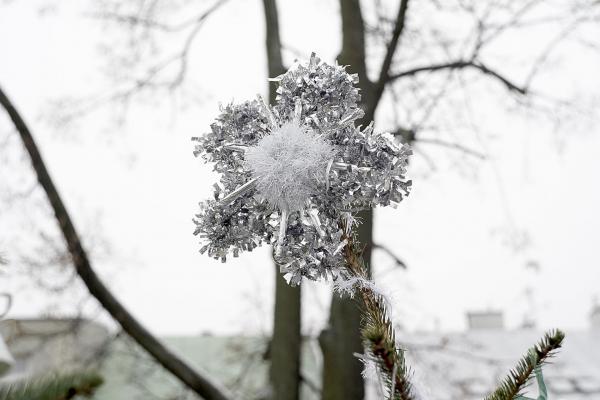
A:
[0,0,599,399]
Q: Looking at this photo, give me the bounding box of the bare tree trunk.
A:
[0,85,231,400]
[320,0,411,398]
[270,270,301,400]
[318,2,372,399]
[261,1,302,399]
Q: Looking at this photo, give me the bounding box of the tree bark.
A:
[0,85,231,400]
[261,1,302,400]
[365,0,410,123]
[270,270,302,400]
[319,211,371,400]
[320,1,411,398]
[319,2,372,400]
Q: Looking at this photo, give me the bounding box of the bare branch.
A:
[366,0,410,121]
[376,0,410,87]
[0,293,12,319]
[88,0,231,33]
[474,61,528,95]
[372,243,407,269]
[477,0,544,49]
[523,13,592,89]
[51,0,232,124]
[387,60,528,95]
[415,137,486,160]
[87,11,177,32]
[300,373,322,396]
[0,85,232,400]
[169,15,207,88]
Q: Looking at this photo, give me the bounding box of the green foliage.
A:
[485,330,565,400]
[0,370,103,400]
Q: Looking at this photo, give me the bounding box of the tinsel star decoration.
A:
[193,53,411,285]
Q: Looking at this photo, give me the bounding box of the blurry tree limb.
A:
[0,293,12,319]
[0,85,231,400]
[387,60,528,95]
[319,2,373,400]
[52,0,231,124]
[372,243,407,269]
[299,373,321,397]
[415,137,487,160]
[88,0,230,33]
[366,0,410,122]
[262,1,302,399]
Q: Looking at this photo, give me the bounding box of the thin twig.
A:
[87,0,231,33]
[415,137,487,160]
[387,60,527,95]
[372,243,407,269]
[366,0,411,122]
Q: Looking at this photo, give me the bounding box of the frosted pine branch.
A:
[341,221,415,400]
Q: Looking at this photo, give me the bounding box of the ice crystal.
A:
[193,53,411,284]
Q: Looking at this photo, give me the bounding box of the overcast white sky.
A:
[1,0,599,336]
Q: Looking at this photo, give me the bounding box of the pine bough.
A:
[0,370,103,400]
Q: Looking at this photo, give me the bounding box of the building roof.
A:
[1,318,599,399]
[0,318,110,382]
[403,330,600,399]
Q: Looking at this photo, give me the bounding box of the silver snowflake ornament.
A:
[193,53,411,285]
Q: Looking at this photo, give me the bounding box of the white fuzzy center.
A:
[245,122,334,211]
